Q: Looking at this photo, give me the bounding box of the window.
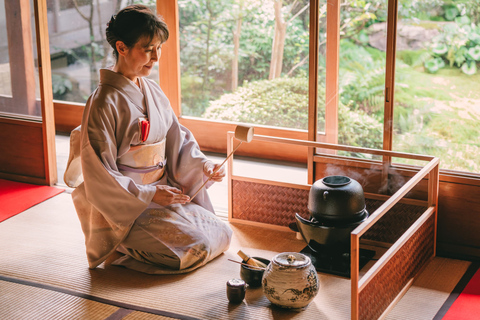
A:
[178,0,310,132]
[393,0,480,173]
[0,0,41,118]
[48,0,480,177]
[336,0,387,154]
[46,0,158,104]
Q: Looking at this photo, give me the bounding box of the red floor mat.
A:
[442,265,480,320]
[0,179,64,222]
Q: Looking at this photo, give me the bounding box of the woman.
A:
[64,4,232,274]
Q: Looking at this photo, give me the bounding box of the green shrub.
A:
[203,77,383,150]
[425,16,480,75]
[180,75,211,117]
[203,77,309,129]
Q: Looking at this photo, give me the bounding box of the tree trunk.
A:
[269,0,287,80]
[203,1,214,91]
[231,0,244,91]
[73,0,98,92]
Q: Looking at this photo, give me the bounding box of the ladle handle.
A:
[189,141,243,202]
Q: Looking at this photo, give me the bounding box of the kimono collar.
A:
[138,77,164,143]
[99,69,143,104]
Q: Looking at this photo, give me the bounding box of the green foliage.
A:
[338,40,387,115]
[429,110,479,143]
[203,77,383,149]
[180,75,211,117]
[425,57,446,73]
[337,102,383,151]
[52,74,72,98]
[425,12,480,74]
[444,4,459,21]
[179,0,311,115]
[396,49,432,68]
[203,77,309,129]
[177,0,479,172]
[461,60,478,74]
[394,109,480,172]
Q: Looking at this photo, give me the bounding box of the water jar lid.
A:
[274,252,310,267]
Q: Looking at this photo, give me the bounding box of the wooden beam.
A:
[157,0,181,116]
[0,119,45,180]
[351,234,360,320]
[325,0,340,145]
[308,0,319,184]
[252,134,437,161]
[54,101,84,133]
[383,0,399,149]
[381,0,399,193]
[34,0,57,185]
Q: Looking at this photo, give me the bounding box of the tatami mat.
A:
[0,191,471,319]
[385,257,470,319]
[1,279,118,320]
[0,279,177,320]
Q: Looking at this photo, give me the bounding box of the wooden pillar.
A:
[34,0,57,185]
[308,0,319,184]
[325,0,340,145]
[157,0,181,117]
[381,0,399,194]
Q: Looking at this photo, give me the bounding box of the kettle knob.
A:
[287,254,296,263]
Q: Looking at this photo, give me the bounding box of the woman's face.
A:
[117,35,162,83]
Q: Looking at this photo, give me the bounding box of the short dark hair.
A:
[106,4,169,60]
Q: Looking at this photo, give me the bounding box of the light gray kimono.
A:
[65,69,232,274]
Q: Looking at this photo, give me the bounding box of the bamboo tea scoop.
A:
[189,125,254,201]
[227,259,266,270]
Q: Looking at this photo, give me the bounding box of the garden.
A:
[178,0,480,173]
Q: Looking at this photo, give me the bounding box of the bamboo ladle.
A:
[189,125,254,201]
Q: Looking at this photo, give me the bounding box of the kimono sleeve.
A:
[164,113,210,197]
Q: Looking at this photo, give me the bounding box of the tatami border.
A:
[0,274,197,320]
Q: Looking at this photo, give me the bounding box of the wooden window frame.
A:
[0,0,56,185]
[52,0,480,183]
[157,0,319,166]
[50,0,355,165]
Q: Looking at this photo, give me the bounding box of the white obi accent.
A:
[117,139,166,185]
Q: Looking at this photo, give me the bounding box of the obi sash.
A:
[117,139,167,185]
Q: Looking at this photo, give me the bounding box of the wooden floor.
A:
[0,185,472,320]
[0,135,469,319]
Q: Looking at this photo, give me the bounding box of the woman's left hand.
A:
[204,161,225,182]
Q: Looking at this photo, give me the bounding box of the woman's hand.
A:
[204,161,225,182]
[152,185,190,206]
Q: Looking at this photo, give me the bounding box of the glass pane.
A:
[0,0,40,117]
[393,1,480,173]
[0,2,12,99]
[47,0,157,104]
[179,0,310,131]
[336,0,387,157]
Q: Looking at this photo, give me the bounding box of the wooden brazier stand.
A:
[227,131,439,320]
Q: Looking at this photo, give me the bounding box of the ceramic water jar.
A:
[262,252,319,309]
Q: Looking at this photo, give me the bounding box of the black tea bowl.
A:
[240,257,270,288]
